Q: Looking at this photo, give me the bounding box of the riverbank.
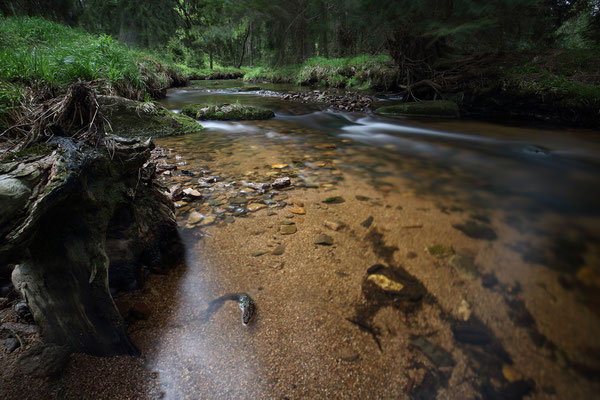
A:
[241,51,600,128]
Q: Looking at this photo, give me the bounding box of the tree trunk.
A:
[237,25,251,68]
[321,0,329,58]
[3,134,181,356]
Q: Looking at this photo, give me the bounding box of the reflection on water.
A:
[131,81,600,398]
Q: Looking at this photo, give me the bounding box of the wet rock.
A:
[355,195,370,201]
[291,199,304,207]
[247,203,267,212]
[271,164,288,169]
[98,95,203,138]
[458,299,472,321]
[449,253,478,280]
[272,245,286,256]
[280,224,297,235]
[181,103,274,120]
[361,216,374,228]
[410,336,455,367]
[314,234,334,246]
[170,186,184,201]
[187,211,203,225]
[229,196,247,205]
[1,321,39,336]
[322,196,344,204]
[2,337,19,352]
[182,188,202,198]
[14,301,33,322]
[452,221,497,240]
[427,244,454,259]
[199,215,216,226]
[324,221,343,231]
[224,216,235,223]
[522,145,550,156]
[17,344,70,378]
[272,177,291,189]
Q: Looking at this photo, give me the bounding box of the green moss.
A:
[98,96,203,138]
[181,103,274,121]
[375,101,460,118]
[2,143,53,162]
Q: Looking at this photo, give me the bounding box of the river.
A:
[79,81,600,399]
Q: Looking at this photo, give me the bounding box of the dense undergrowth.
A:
[0,16,242,130]
[243,54,399,90]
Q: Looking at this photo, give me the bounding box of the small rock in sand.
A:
[314,234,334,245]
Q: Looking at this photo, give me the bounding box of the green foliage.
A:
[244,55,395,89]
[0,16,142,87]
[0,82,23,130]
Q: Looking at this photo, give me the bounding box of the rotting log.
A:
[1,136,181,356]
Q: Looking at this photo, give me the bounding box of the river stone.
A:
[98,95,203,138]
[182,188,202,198]
[427,244,454,258]
[187,211,203,225]
[2,337,19,353]
[17,344,70,378]
[314,234,334,245]
[361,216,374,228]
[289,207,305,215]
[272,177,291,189]
[247,203,267,212]
[450,253,478,280]
[322,196,344,204]
[272,245,286,255]
[280,224,297,235]
[324,221,343,231]
[452,220,497,240]
[181,103,274,120]
[1,321,39,336]
[410,336,455,367]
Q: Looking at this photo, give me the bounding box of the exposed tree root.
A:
[1,81,106,152]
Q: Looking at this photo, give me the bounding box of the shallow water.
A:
[128,80,600,398]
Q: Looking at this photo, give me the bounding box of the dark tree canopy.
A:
[1,0,599,67]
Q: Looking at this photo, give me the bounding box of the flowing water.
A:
[107,80,600,399]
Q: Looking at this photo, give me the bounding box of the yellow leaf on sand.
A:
[367,274,404,292]
[289,207,305,215]
[271,164,288,169]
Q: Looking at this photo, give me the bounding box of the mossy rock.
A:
[375,100,459,118]
[181,103,275,121]
[98,96,204,138]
